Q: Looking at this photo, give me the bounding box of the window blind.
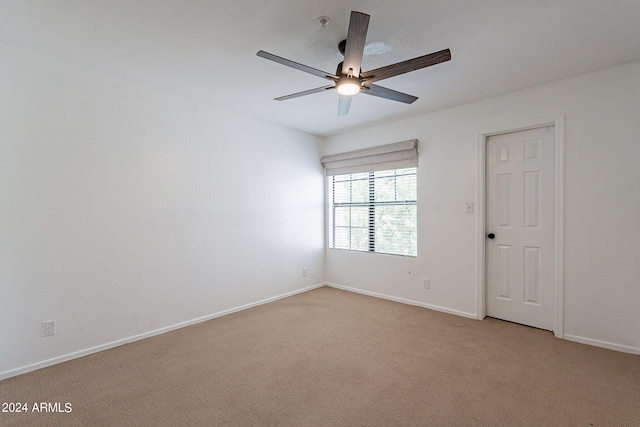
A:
[330,168,417,256]
[321,139,418,176]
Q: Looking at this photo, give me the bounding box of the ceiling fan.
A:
[257,11,451,116]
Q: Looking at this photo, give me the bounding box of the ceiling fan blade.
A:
[274,85,335,101]
[338,95,352,116]
[361,84,418,104]
[342,11,370,78]
[257,50,338,81]
[361,49,451,83]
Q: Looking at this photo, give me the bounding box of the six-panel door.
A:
[486,126,555,330]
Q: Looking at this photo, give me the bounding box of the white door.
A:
[486,126,555,330]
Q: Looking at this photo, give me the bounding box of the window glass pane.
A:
[350,172,369,180]
[350,226,369,251]
[334,206,350,227]
[374,175,397,202]
[396,173,416,200]
[350,206,369,228]
[375,205,417,256]
[375,169,396,177]
[333,226,350,249]
[350,177,369,203]
[333,176,348,182]
[333,180,352,203]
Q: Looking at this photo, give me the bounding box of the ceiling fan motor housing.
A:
[257,11,451,115]
[338,39,347,56]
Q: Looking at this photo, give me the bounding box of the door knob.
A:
[487,233,495,239]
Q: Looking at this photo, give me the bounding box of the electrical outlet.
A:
[423,279,430,290]
[303,268,308,277]
[42,320,56,337]
[309,267,314,276]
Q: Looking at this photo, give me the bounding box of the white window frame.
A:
[328,167,417,256]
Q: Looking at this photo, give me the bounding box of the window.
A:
[329,167,417,256]
[321,139,419,256]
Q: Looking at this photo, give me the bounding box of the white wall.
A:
[2,41,637,381]
[324,60,640,354]
[0,44,326,378]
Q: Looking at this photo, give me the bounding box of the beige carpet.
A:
[1,286,639,426]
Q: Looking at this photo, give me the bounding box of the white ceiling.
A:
[2,0,640,137]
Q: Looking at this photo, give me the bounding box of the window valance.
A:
[321,139,418,176]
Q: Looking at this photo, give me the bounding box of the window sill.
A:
[327,247,417,258]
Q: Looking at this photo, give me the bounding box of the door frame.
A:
[476,115,565,338]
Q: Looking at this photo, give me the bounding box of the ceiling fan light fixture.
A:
[336,77,361,96]
[257,10,451,116]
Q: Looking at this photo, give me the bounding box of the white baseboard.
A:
[324,282,478,320]
[5,283,636,381]
[0,283,325,381]
[325,283,640,355]
[563,334,640,355]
